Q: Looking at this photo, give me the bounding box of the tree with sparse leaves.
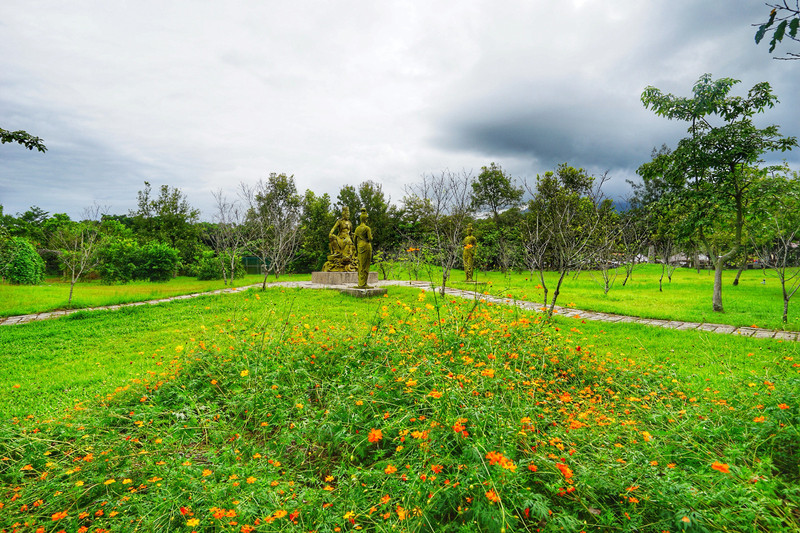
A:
[242,173,303,287]
[755,2,800,59]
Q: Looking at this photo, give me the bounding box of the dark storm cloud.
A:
[432,1,800,191]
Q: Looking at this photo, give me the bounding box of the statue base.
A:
[339,287,388,298]
[312,271,378,286]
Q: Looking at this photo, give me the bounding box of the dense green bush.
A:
[96,238,178,283]
[136,241,179,282]
[0,236,45,284]
[96,237,139,283]
[195,251,245,281]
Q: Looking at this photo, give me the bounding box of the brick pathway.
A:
[1,279,797,342]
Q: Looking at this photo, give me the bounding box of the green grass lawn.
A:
[1,286,798,531]
[439,263,800,332]
[0,273,311,317]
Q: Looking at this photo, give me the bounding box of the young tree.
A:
[54,206,105,305]
[640,74,797,312]
[210,190,248,285]
[405,170,474,295]
[750,168,800,323]
[242,173,303,287]
[527,164,609,316]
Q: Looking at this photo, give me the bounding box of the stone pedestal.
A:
[312,271,378,286]
[339,287,388,298]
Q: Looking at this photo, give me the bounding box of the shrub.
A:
[136,241,179,282]
[0,236,45,284]
[96,237,139,283]
[195,251,245,281]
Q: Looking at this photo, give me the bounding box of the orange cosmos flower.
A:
[384,464,398,475]
[51,510,68,521]
[711,461,730,473]
[368,428,383,443]
[555,463,573,479]
[485,490,500,503]
[778,403,790,410]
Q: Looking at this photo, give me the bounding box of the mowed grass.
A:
[1,286,798,531]
[441,263,800,332]
[0,273,311,317]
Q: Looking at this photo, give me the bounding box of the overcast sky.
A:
[2,1,798,220]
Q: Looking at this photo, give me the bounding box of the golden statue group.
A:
[323,207,373,289]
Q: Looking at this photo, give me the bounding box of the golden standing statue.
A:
[463,223,477,282]
[354,208,373,288]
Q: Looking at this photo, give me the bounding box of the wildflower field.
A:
[1,287,798,532]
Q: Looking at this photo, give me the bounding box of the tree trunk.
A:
[784,296,789,324]
[547,270,568,317]
[732,251,747,286]
[712,259,724,312]
[659,264,664,292]
[68,279,76,305]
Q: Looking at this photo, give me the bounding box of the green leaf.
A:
[770,20,788,52]
[755,23,770,44]
[789,18,799,39]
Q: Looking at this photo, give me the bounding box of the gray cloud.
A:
[1,1,799,218]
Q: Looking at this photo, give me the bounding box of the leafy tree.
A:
[131,182,201,267]
[755,2,800,59]
[0,128,47,152]
[471,163,523,273]
[335,185,361,223]
[295,190,335,273]
[357,181,392,249]
[640,74,797,311]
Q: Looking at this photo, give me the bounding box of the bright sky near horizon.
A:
[2,1,799,220]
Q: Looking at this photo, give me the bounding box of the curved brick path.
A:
[1,280,797,342]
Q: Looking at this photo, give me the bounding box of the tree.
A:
[210,190,248,285]
[296,190,335,273]
[0,128,47,152]
[405,170,474,295]
[471,163,523,273]
[640,74,797,312]
[335,185,361,223]
[755,2,800,59]
[131,182,201,266]
[750,167,800,323]
[358,180,394,252]
[242,173,303,287]
[526,164,609,316]
[54,206,104,305]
